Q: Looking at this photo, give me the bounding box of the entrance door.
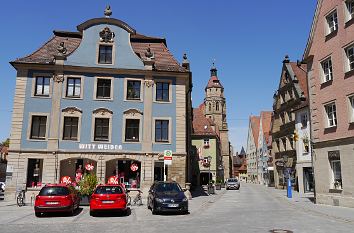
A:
[303,167,314,192]
[200,172,211,185]
[154,162,164,181]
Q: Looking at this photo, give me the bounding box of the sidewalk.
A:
[263,184,354,224]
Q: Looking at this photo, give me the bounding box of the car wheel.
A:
[151,204,157,215]
[35,212,42,217]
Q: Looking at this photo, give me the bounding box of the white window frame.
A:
[27,112,50,141]
[324,102,337,128]
[345,44,354,72]
[31,73,53,98]
[91,108,113,143]
[64,76,83,99]
[330,160,342,190]
[325,10,338,35]
[321,57,333,82]
[93,77,114,101]
[152,117,172,144]
[124,78,143,102]
[60,107,82,142]
[344,0,354,22]
[349,95,354,123]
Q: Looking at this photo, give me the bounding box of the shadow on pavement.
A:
[37,207,83,218]
[90,207,131,217]
[190,186,209,198]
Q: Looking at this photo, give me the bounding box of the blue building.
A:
[6,7,192,197]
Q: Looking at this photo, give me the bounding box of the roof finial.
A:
[210,59,217,77]
[283,54,290,63]
[104,5,112,18]
[182,53,190,70]
[145,46,153,59]
[57,42,67,56]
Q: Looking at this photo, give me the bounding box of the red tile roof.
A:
[289,62,309,110]
[238,159,247,172]
[250,116,260,147]
[12,31,187,72]
[192,104,218,137]
[206,76,223,89]
[260,111,272,144]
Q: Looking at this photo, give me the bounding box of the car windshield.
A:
[94,186,123,194]
[155,183,182,193]
[228,179,238,182]
[39,187,69,196]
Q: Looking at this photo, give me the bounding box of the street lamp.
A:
[207,156,212,195]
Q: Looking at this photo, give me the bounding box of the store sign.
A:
[164,150,173,166]
[79,144,122,150]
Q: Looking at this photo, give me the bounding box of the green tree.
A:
[0,138,10,147]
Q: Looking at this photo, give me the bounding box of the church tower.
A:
[204,63,232,179]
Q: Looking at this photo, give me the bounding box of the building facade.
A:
[246,116,260,183]
[191,105,222,185]
[6,8,192,199]
[257,111,272,185]
[303,0,354,207]
[271,56,308,190]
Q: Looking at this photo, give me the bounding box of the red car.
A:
[90,184,128,216]
[34,184,80,217]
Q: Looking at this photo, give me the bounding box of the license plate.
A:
[102,200,114,204]
[46,201,59,205]
[168,204,179,207]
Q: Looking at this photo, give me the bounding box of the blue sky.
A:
[0,0,316,152]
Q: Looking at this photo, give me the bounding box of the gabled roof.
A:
[250,116,260,148]
[12,28,187,72]
[303,0,323,59]
[192,104,218,137]
[260,111,272,144]
[239,147,246,156]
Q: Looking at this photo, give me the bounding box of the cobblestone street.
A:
[1,183,353,233]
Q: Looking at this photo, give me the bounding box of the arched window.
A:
[208,103,212,112]
[216,102,219,111]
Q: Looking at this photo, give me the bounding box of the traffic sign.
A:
[164,150,173,165]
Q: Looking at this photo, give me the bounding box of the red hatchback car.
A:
[34,184,80,217]
[90,184,128,216]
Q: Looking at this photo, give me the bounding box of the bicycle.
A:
[127,190,143,206]
[17,188,26,207]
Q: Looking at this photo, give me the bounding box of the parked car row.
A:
[34,181,188,217]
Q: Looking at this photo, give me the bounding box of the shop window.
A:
[125,119,140,142]
[331,160,342,190]
[34,76,50,96]
[30,116,47,140]
[98,45,112,64]
[94,118,109,141]
[26,159,43,188]
[127,80,141,100]
[63,117,79,140]
[66,77,81,98]
[96,78,112,99]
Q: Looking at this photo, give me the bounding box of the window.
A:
[98,45,112,64]
[96,79,111,99]
[331,160,342,189]
[26,159,43,188]
[66,78,81,98]
[204,138,210,147]
[349,96,354,122]
[345,0,354,21]
[63,117,78,140]
[94,118,109,141]
[280,113,285,124]
[127,80,141,100]
[155,120,169,142]
[326,11,338,34]
[208,103,212,112]
[156,82,170,102]
[321,58,333,82]
[35,77,50,96]
[300,113,308,128]
[216,102,219,111]
[345,45,354,72]
[125,119,140,142]
[288,112,293,122]
[30,116,47,139]
[325,103,337,127]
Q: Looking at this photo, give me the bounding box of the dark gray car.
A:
[225,178,240,190]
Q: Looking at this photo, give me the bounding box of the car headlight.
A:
[182,197,188,202]
[155,198,164,203]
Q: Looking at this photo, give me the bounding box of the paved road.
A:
[0,183,353,233]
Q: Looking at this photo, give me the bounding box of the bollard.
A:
[287,178,292,198]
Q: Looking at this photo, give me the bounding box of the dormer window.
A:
[98,45,113,64]
[326,10,338,35]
